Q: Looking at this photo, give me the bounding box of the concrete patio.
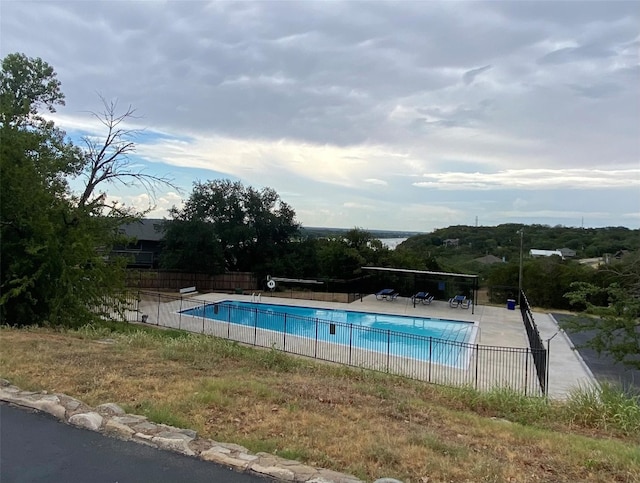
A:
[147,291,596,400]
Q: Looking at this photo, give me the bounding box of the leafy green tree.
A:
[162,179,299,274]
[0,53,121,325]
[316,239,365,279]
[1,53,171,326]
[564,254,640,369]
[159,220,224,274]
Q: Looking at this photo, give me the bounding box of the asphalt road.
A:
[0,403,272,483]
[552,313,639,394]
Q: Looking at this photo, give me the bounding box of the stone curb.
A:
[0,379,365,483]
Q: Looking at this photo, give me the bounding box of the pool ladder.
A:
[251,292,262,303]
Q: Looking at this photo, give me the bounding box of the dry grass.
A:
[1,325,639,483]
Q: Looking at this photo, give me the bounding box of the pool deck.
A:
[182,292,598,399]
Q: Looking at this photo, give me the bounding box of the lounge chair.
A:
[460,297,472,309]
[412,292,434,305]
[449,295,466,308]
[375,288,395,301]
[412,291,428,302]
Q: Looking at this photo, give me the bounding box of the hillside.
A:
[398,224,640,262]
[1,324,639,482]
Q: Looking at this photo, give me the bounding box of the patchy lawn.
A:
[1,325,639,482]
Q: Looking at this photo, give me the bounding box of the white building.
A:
[529,249,564,259]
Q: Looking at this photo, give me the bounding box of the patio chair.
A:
[411,291,428,303]
[449,295,466,308]
[412,292,434,305]
[375,288,395,300]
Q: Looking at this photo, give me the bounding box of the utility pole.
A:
[518,228,524,306]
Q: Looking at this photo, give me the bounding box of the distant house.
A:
[474,254,503,265]
[613,250,630,260]
[530,249,564,259]
[443,238,459,247]
[558,247,576,258]
[114,219,165,268]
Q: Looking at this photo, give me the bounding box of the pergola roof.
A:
[361,266,479,279]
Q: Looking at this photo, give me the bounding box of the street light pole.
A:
[518,228,524,306]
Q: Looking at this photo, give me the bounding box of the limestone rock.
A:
[96,403,125,416]
[315,469,363,483]
[151,432,195,456]
[35,400,67,420]
[250,464,296,481]
[104,419,136,439]
[132,421,159,433]
[111,414,147,425]
[200,448,250,470]
[69,412,103,431]
[59,396,83,412]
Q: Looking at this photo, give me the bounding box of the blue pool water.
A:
[181,301,476,367]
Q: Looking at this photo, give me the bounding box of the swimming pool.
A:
[181,300,477,367]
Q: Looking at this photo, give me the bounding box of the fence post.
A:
[474,344,479,390]
[283,314,287,351]
[387,330,391,373]
[524,350,529,396]
[254,308,258,346]
[202,301,205,334]
[545,333,558,397]
[179,297,183,331]
[227,305,231,338]
[349,324,353,366]
[428,337,432,382]
[314,318,318,358]
[156,293,160,326]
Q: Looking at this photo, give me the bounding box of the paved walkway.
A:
[0,403,272,483]
[173,292,597,400]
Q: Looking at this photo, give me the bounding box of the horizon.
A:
[2,1,639,231]
[136,218,639,235]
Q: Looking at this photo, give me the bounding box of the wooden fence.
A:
[126,270,258,292]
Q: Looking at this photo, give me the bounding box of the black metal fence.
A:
[111,291,546,396]
[519,290,548,394]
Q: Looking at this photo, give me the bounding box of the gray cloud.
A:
[463,65,492,85]
[1,0,638,230]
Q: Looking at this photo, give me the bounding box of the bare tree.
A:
[78,96,178,213]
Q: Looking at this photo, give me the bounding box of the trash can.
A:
[507,299,516,310]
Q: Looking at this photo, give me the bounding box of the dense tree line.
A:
[161,180,299,274]
[399,224,639,264]
[395,225,638,309]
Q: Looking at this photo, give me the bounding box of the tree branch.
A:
[77,95,179,212]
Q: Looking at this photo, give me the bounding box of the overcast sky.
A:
[2,1,639,232]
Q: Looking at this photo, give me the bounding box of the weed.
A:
[366,441,402,466]
[127,400,191,429]
[277,447,310,461]
[415,431,469,458]
[238,437,279,454]
[258,345,299,371]
[564,383,640,436]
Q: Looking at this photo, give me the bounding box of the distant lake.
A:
[379,237,408,249]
